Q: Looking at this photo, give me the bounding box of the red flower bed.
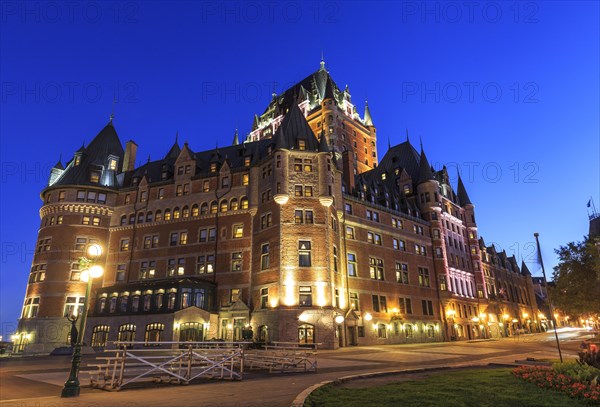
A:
[512,366,600,402]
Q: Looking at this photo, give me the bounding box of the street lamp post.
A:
[61,244,104,398]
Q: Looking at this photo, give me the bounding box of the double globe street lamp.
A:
[61,244,104,398]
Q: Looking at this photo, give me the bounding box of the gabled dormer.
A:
[174,142,195,180]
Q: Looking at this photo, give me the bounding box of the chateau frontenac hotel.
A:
[15,62,539,353]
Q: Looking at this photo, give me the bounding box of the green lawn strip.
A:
[305,368,595,407]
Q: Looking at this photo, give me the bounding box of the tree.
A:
[550,236,600,318]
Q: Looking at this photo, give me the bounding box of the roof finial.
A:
[320,51,325,70]
[175,131,179,144]
[406,128,409,142]
[147,154,151,163]
[272,81,277,100]
[419,135,423,151]
[388,136,391,150]
[109,97,116,123]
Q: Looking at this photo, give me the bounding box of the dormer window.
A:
[74,156,81,166]
[244,156,251,166]
[89,171,100,183]
[210,163,217,173]
[108,158,118,171]
[297,139,306,151]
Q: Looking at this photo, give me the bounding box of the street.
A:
[0,328,593,407]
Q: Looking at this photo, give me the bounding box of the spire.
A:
[364,100,373,126]
[53,155,64,170]
[521,261,532,276]
[165,132,181,159]
[232,128,239,145]
[406,129,409,142]
[457,173,473,205]
[320,51,325,70]
[419,135,423,151]
[109,97,116,124]
[417,148,434,184]
[387,136,391,150]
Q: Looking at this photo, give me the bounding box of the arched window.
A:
[146,211,153,222]
[182,206,190,218]
[220,199,228,213]
[129,214,135,224]
[91,325,110,347]
[298,323,314,344]
[377,323,387,338]
[173,207,180,219]
[240,197,249,209]
[191,204,199,217]
[118,324,136,344]
[120,215,127,226]
[229,198,238,211]
[179,322,203,343]
[155,210,162,221]
[137,213,144,224]
[200,203,208,215]
[164,209,171,221]
[144,323,164,345]
[210,201,218,214]
[258,325,269,343]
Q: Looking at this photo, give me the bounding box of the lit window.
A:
[299,286,312,306]
[347,253,357,277]
[233,225,243,238]
[298,241,311,267]
[369,257,384,280]
[231,252,242,272]
[261,243,270,270]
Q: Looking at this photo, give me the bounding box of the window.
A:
[379,296,388,312]
[294,185,303,197]
[76,190,86,202]
[399,297,412,314]
[242,174,249,185]
[167,259,176,276]
[196,255,214,274]
[229,199,238,211]
[422,300,434,316]
[393,238,406,251]
[377,323,387,338]
[345,226,355,239]
[392,217,403,229]
[231,252,242,271]
[372,295,380,312]
[57,215,63,224]
[82,216,91,225]
[164,209,172,220]
[240,197,249,209]
[116,264,126,282]
[229,288,240,303]
[145,323,164,345]
[418,267,430,287]
[58,191,66,202]
[180,288,192,308]
[120,238,130,251]
[22,297,40,318]
[89,170,100,183]
[170,233,178,246]
[345,203,353,214]
[220,200,228,212]
[199,229,207,242]
[63,296,84,317]
[304,186,313,197]
[221,177,230,188]
[298,241,311,267]
[261,243,270,270]
[210,201,218,214]
[305,210,314,224]
[347,253,357,277]
[232,224,243,238]
[118,324,136,344]
[299,286,312,306]
[179,232,188,245]
[91,325,110,347]
[294,210,303,224]
[177,258,185,275]
[395,263,409,284]
[260,213,272,229]
[297,139,306,151]
[260,288,269,308]
[349,292,359,310]
[208,228,216,241]
[368,232,382,245]
[369,257,384,280]
[333,246,338,272]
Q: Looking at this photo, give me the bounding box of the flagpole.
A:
[534,232,563,363]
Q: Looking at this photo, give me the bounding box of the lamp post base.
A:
[61,344,82,398]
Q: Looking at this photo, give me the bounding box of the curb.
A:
[290,362,519,407]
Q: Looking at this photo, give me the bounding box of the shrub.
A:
[578,342,600,370]
[553,361,600,384]
[513,365,600,402]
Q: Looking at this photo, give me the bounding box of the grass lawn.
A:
[305,368,596,407]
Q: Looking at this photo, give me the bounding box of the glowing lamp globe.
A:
[87,244,103,258]
[88,265,104,279]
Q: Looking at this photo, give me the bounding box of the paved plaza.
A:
[0,329,591,407]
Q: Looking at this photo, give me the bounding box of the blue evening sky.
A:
[1,1,598,334]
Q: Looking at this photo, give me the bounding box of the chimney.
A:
[342,150,355,193]
[123,140,138,172]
